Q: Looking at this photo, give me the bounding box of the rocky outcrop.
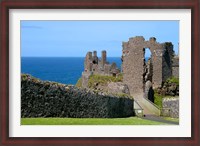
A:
[107,82,130,95]
[156,81,179,96]
[21,74,134,118]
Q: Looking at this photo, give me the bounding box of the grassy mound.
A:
[88,74,123,89]
[75,78,82,88]
[75,74,123,88]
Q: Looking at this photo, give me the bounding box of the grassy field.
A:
[21,117,177,125]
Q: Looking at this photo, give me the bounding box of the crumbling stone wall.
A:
[81,72,91,88]
[172,56,179,78]
[84,50,120,76]
[122,36,174,96]
[144,58,153,83]
[21,74,134,118]
[82,50,120,88]
[162,42,174,81]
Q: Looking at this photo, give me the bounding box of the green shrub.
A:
[166,76,179,86]
[21,74,29,81]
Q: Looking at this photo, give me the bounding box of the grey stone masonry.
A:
[84,52,92,72]
[82,50,120,88]
[101,50,107,67]
[162,97,179,118]
[82,72,92,88]
[172,56,179,78]
[122,36,175,96]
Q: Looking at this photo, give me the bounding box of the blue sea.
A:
[21,57,122,85]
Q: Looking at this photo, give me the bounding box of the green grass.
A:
[154,92,179,108]
[75,74,123,88]
[165,76,179,86]
[163,117,179,123]
[75,78,82,88]
[88,74,123,89]
[21,117,172,125]
[154,92,163,108]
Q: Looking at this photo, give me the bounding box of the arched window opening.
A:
[144,48,152,62]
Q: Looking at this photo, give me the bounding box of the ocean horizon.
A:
[21,57,122,85]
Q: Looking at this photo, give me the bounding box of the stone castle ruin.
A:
[21,36,179,118]
[82,50,120,87]
[122,36,178,97]
[81,36,179,116]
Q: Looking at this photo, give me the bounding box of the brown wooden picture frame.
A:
[0,0,199,145]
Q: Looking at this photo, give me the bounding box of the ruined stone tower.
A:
[84,52,92,72]
[122,36,174,96]
[82,50,120,88]
[101,50,107,67]
[92,51,98,64]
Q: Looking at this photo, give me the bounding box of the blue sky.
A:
[21,20,179,57]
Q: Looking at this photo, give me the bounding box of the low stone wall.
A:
[21,74,134,118]
[161,98,179,118]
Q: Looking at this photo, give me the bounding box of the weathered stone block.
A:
[162,98,179,118]
[107,82,130,95]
